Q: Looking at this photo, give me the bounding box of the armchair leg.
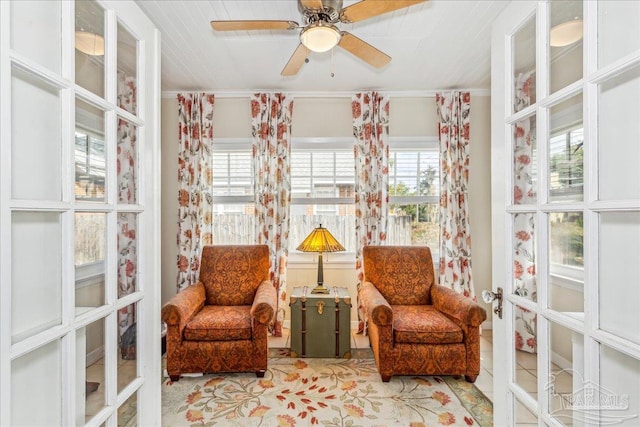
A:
[381,374,391,382]
[465,375,478,383]
[169,375,180,382]
[256,370,266,378]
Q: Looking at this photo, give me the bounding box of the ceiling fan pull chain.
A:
[331,47,335,78]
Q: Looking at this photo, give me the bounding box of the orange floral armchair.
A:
[162,245,276,381]
[360,246,486,383]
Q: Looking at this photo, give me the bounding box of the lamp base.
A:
[311,284,330,294]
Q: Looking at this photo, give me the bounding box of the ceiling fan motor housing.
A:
[298,0,343,25]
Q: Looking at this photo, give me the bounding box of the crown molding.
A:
[161,88,490,99]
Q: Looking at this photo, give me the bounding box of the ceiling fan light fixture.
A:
[300,22,341,53]
[75,30,105,56]
[550,19,583,47]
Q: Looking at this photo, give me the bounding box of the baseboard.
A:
[86,345,104,366]
[551,350,573,370]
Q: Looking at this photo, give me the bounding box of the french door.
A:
[490,1,640,425]
[0,1,161,425]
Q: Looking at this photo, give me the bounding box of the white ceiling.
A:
[135,0,510,94]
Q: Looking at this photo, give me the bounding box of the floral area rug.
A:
[162,350,492,427]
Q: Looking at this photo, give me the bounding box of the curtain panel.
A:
[352,91,390,332]
[436,91,476,301]
[251,93,293,337]
[513,72,537,354]
[176,93,215,292]
[117,73,138,359]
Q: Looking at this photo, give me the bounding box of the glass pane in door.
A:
[549,0,583,94]
[117,23,138,116]
[548,321,585,425]
[11,67,61,201]
[11,211,62,343]
[11,340,62,426]
[10,0,61,72]
[513,308,538,400]
[599,211,640,345]
[78,318,106,424]
[515,398,538,426]
[549,95,583,203]
[549,212,584,313]
[598,1,640,68]
[117,120,138,204]
[599,344,640,425]
[513,116,537,205]
[118,212,138,295]
[75,212,107,310]
[118,391,138,426]
[117,301,138,393]
[513,16,537,112]
[76,99,106,202]
[598,65,640,201]
[75,0,105,97]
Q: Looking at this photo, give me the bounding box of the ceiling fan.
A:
[210,0,427,76]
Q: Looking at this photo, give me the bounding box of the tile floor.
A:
[85,355,137,423]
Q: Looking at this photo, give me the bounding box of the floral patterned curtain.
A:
[436,91,476,301]
[176,93,215,292]
[117,73,137,358]
[352,91,390,333]
[513,71,537,354]
[251,93,293,337]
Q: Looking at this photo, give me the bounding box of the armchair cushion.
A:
[183,306,252,341]
[199,245,270,306]
[363,246,434,305]
[393,305,463,345]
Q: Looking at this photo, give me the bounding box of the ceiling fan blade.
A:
[341,0,427,23]
[210,20,298,31]
[281,44,310,76]
[300,0,324,10]
[338,32,391,68]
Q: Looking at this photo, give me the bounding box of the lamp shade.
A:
[296,224,345,253]
[300,22,341,53]
[550,19,583,47]
[75,30,105,56]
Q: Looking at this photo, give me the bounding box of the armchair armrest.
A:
[359,281,393,326]
[161,282,206,334]
[251,280,276,325]
[431,284,487,327]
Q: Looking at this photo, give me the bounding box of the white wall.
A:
[160,95,493,323]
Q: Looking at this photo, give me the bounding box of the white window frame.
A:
[212,136,441,265]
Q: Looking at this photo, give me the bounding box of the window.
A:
[389,137,440,250]
[289,139,355,253]
[74,128,106,287]
[549,127,584,201]
[549,126,584,286]
[211,137,440,256]
[75,129,105,200]
[211,140,255,244]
